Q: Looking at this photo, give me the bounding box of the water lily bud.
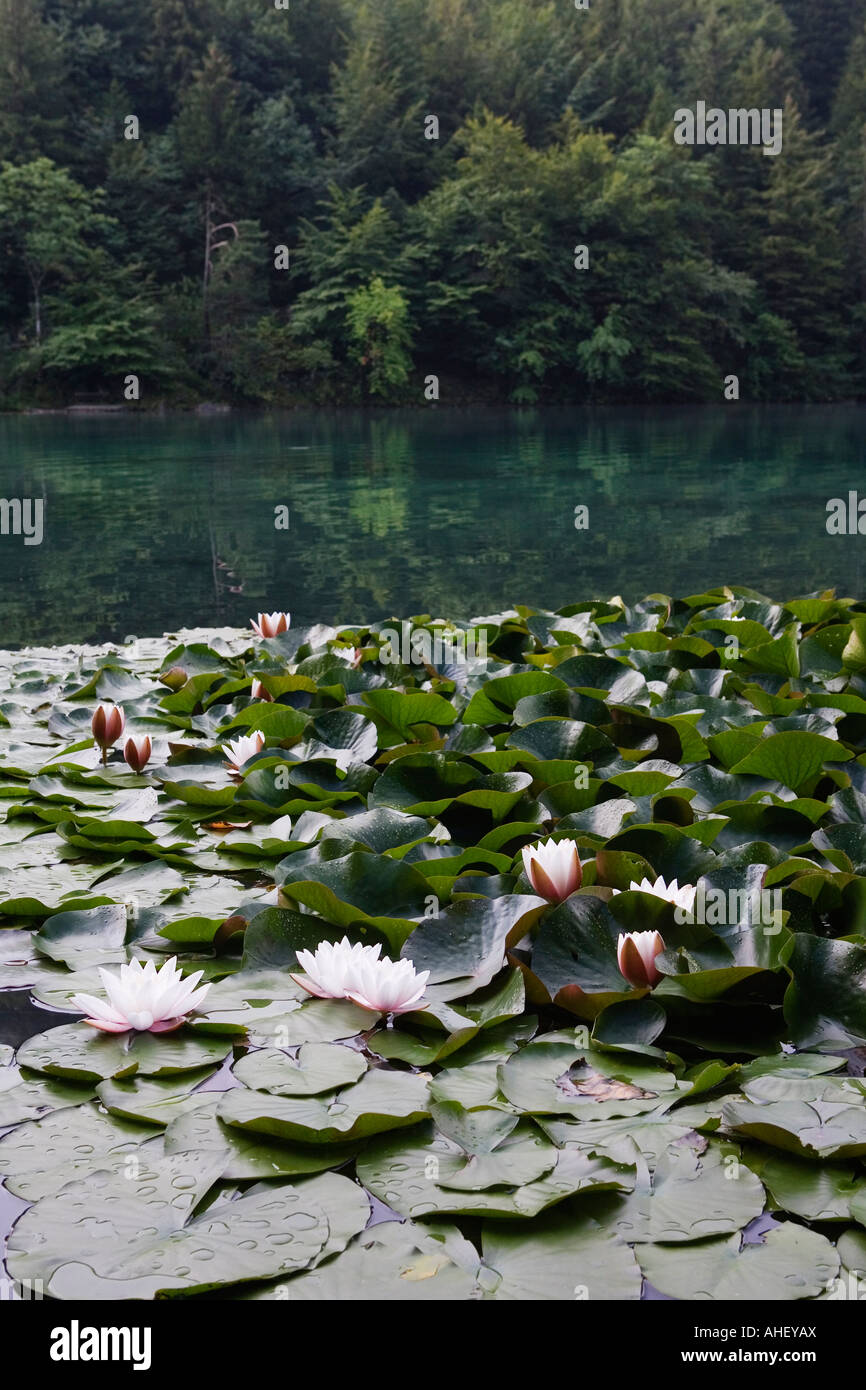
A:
[251,612,291,638]
[617,931,666,988]
[250,679,273,702]
[223,732,266,773]
[160,666,188,691]
[521,837,582,903]
[124,735,152,773]
[92,704,125,750]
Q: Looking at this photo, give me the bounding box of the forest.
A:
[0,0,865,407]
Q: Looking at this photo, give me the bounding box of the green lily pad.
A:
[219,1068,430,1144]
[241,1218,478,1301]
[8,1152,339,1298]
[0,1103,163,1200]
[730,731,851,791]
[18,1023,231,1082]
[164,1101,361,1179]
[479,1208,642,1300]
[357,1123,633,1219]
[638,1222,839,1300]
[232,1043,367,1096]
[605,1143,765,1243]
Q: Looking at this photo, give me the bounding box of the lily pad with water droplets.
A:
[638,1221,839,1301]
[17,1022,232,1082]
[232,1042,367,1096]
[239,1218,479,1301]
[357,1123,633,1219]
[0,1102,163,1200]
[7,1150,336,1298]
[164,1100,361,1179]
[219,1068,431,1144]
[600,1143,765,1243]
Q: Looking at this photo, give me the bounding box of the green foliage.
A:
[1,590,866,1296]
[0,0,863,403]
[347,276,413,398]
[0,158,113,343]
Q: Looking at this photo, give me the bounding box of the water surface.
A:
[0,406,863,645]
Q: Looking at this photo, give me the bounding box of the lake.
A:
[0,405,864,646]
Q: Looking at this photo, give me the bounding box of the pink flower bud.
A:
[124,736,152,773]
[521,837,582,904]
[617,931,666,988]
[92,704,125,749]
[251,679,273,702]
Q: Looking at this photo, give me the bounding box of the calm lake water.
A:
[0,406,864,646]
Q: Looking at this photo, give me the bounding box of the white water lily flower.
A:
[621,875,696,917]
[521,837,582,903]
[251,612,290,638]
[347,955,430,1015]
[617,931,666,989]
[70,957,210,1034]
[223,731,265,772]
[291,937,384,1000]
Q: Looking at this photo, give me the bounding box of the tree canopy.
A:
[0,0,863,405]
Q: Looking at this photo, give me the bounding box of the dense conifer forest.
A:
[1,0,864,405]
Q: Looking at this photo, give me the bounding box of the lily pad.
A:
[232,1043,367,1096]
[638,1222,839,1301]
[218,1068,431,1143]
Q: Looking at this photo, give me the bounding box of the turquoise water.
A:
[0,406,863,645]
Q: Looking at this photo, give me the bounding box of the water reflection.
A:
[0,406,863,646]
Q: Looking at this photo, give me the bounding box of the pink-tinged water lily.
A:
[250,679,273,702]
[124,735,152,773]
[613,875,696,918]
[347,955,430,1015]
[250,612,290,638]
[291,937,383,1000]
[92,704,125,763]
[223,731,265,772]
[70,957,210,1034]
[617,931,666,989]
[521,837,582,903]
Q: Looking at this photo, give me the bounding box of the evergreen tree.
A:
[0,0,67,161]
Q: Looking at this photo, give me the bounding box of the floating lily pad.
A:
[232,1043,367,1096]
[603,1143,765,1243]
[7,1152,344,1298]
[0,1103,163,1199]
[18,1023,231,1082]
[480,1208,642,1300]
[638,1222,839,1301]
[241,1219,479,1301]
[164,1102,360,1179]
[357,1123,633,1219]
[219,1068,430,1143]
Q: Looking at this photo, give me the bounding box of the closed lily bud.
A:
[92,704,125,763]
[251,612,290,638]
[617,931,666,988]
[250,679,273,702]
[521,837,582,904]
[124,736,152,773]
[160,666,188,692]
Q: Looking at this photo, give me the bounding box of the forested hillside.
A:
[1,0,864,406]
